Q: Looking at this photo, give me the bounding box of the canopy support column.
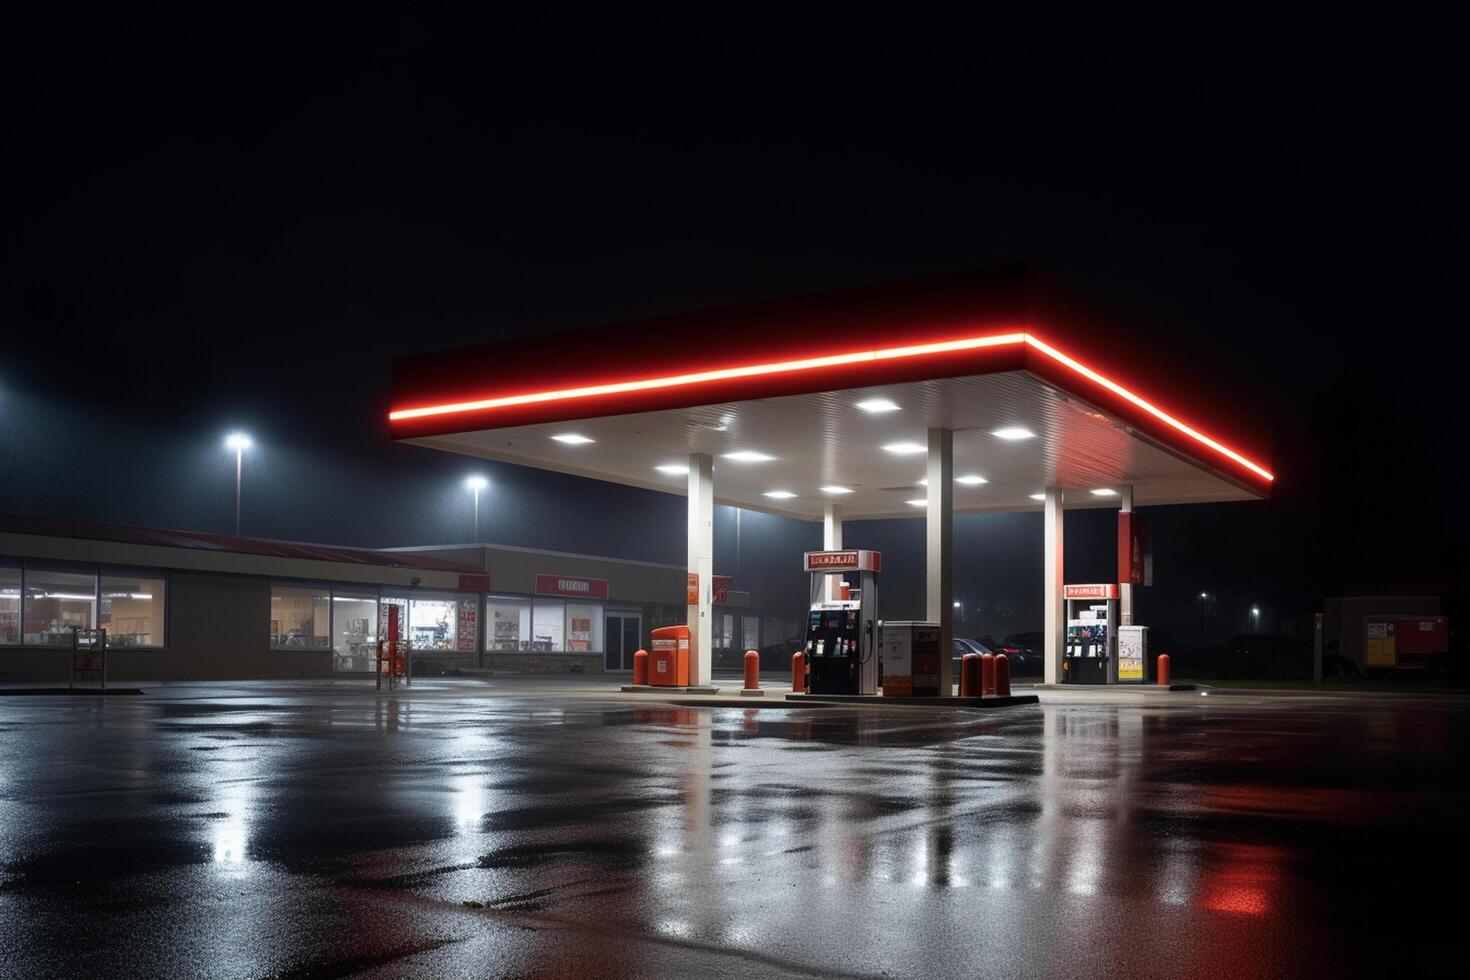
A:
[927,428,954,695]
[687,452,714,686]
[1119,484,1134,627]
[1043,486,1065,686]
[823,503,843,601]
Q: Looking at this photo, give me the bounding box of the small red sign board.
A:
[535,574,610,599]
[458,573,491,592]
[803,550,882,573]
[1064,583,1119,600]
[686,573,733,604]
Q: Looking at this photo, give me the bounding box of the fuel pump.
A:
[1063,583,1118,685]
[801,550,880,695]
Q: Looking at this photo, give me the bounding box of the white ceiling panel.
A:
[411,370,1262,520]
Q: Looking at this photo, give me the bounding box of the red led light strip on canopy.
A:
[389,330,1274,483]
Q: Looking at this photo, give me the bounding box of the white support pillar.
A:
[1043,486,1065,686]
[1118,484,1134,627]
[687,452,714,686]
[926,428,954,695]
[823,503,843,601]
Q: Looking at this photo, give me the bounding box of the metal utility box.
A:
[648,625,690,686]
[880,622,941,696]
[1117,625,1149,683]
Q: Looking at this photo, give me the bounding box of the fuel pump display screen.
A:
[806,605,861,658]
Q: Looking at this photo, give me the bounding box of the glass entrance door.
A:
[604,612,642,671]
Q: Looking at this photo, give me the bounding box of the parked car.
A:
[1180,633,1358,680]
[998,634,1043,675]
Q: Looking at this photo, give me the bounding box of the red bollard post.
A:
[994,653,1011,696]
[1157,653,1171,686]
[981,652,996,695]
[632,648,649,686]
[744,650,760,690]
[791,651,806,692]
[960,652,981,697]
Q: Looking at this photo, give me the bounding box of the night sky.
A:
[3,9,1466,646]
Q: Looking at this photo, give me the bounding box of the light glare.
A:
[992,427,1036,441]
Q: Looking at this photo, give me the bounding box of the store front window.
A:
[531,598,565,651]
[1,566,20,644]
[713,612,735,650]
[270,584,330,649]
[24,568,97,645]
[408,595,459,652]
[332,587,379,672]
[566,603,603,652]
[486,595,532,651]
[742,614,760,652]
[100,572,166,647]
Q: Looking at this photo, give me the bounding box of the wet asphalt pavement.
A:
[1,681,1466,979]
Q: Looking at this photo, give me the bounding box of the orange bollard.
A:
[960,652,981,697]
[791,650,806,692]
[632,648,649,686]
[994,653,1011,696]
[1157,653,1171,686]
[981,652,996,695]
[744,650,760,690]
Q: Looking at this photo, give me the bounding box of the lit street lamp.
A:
[1198,592,1210,650]
[225,432,252,536]
[1251,605,1261,630]
[465,475,489,540]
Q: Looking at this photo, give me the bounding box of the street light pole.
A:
[465,476,489,541]
[1199,592,1208,650]
[225,433,252,537]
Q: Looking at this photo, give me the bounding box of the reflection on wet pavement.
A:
[1,685,1465,978]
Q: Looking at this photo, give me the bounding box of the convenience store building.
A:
[0,515,780,682]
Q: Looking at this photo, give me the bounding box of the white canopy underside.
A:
[410,370,1262,520]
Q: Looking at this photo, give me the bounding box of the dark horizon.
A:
[4,8,1467,645]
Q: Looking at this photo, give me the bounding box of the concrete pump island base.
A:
[389,266,1273,701]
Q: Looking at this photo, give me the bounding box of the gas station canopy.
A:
[390,265,1273,690]
[389,266,1272,516]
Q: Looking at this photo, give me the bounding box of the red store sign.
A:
[535,574,610,599]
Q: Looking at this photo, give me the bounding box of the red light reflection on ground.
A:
[1200,842,1281,917]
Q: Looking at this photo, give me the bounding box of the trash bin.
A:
[648,625,691,687]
